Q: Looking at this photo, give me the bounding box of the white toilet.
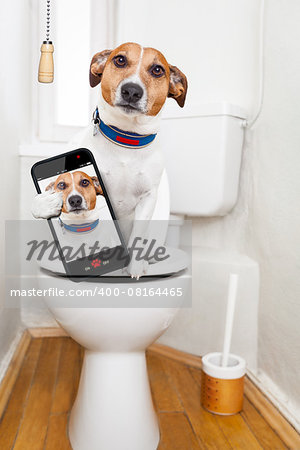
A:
[37,174,191,450]
[36,103,246,450]
[38,263,190,450]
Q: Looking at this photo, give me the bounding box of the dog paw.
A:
[127,259,149,280]
[31,191,63,219]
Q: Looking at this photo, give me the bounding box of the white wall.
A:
[117,0,261,114]
[160,0,300,430]
[0,0,32,375]
[247,0,300,426]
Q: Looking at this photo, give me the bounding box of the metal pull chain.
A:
[46,0,51,42]
[38,0,54,83]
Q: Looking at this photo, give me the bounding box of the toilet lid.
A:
[37,246,189,278]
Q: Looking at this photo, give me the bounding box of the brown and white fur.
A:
[45,171,103,223]
[31,42,187,278]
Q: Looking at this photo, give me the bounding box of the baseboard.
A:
[244,376,300,448]
[0,329,299,449]
[0,330,31,419]
[148,343,203,368]
[148,343,300,449]
[28,327,68,338]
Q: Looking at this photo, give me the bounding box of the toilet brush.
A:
[38,0,54,83]
[221,273,239,367]
[201,273,246,415]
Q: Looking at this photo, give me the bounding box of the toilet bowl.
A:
[37,246,190,450]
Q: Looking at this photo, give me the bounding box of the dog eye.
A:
[113,55,127,68]
[80,179,90,187]
[150,65,165,78]
[57,182,66,190]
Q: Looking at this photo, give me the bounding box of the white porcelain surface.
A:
[160,106,245,216]
[69,351,159,450]
[37,268,189,450]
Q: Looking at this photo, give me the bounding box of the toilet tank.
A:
[159,103,247,216]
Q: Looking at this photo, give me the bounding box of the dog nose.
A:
[68,195,82,208]
[121,83,143,104]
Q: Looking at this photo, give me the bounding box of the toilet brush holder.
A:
[201,352,246,415]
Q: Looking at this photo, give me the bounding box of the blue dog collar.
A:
[93,107,156,149]
[59,218,99,233]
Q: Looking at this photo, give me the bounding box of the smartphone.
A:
[31,148,129,278]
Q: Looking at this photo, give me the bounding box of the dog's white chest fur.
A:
[70,124,164,220]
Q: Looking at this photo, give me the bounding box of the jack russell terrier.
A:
[45,171,103,226]
[31,42,188,278]
[45,171,120,254]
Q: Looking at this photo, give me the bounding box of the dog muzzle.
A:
[93,108,157,149]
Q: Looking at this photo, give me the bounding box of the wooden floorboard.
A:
[13,338,63,450]
[158,412,201,449]
[146,352,184,413]
[0,336,293,449]
[51,338,82,415]
[159,355,231,449]
[44,413,71,450]
[242,398,288,450]
[0,338,42,449]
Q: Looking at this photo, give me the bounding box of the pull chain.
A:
[46,0,50,42]
[38,0,54,83]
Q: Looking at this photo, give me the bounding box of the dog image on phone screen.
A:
[42,170,120,255]
[32,42,188,278]
[45,171,103,224]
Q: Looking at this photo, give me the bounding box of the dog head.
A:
[45,171,103,215]
[89,42,188,116]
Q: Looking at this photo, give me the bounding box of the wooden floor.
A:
[0,337,290,449]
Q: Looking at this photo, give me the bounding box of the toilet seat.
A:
[38,247,189,279]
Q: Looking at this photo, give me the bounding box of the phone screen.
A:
[32,148,129,278]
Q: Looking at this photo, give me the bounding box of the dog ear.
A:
[90,50,112,88]
[45,181,55,192]
[168,65,188,107]
[91,177,103,195]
